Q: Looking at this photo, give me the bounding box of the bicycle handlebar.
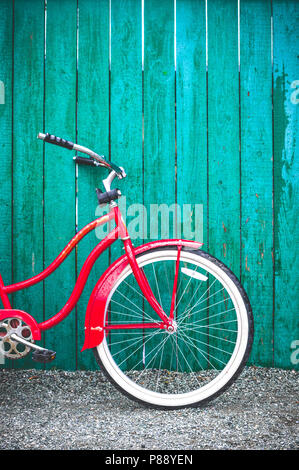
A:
[37,132,126,179]
[39,132,74,150]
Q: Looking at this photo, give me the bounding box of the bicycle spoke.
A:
[183,320,238,334]
[152,263,164,312]
[175,270,208,321]
[177,332,206,371]
[179,329,227,368]
[111,328,157,355]
[182,285,226,319]
[194,296,231,314]
[122,279,147,301]
[163,262,172,298]
[191,324,238,334]
[185,308,237,327]
[181,325,237,345]
[125,332,170,380]
[174,336,208,386]
[108,329,159,348]
[110,298,144,316]
[109,309,160,324]
[135,334,171,386]
[177,278,218,325]
[171,264,200,316]
[155,340,166,391]
[180,329,233,357]
[116,328,163,369]
[112,291,146,316]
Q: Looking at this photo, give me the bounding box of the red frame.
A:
[0,205,203,349]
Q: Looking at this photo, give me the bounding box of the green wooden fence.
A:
[0,0,298,371]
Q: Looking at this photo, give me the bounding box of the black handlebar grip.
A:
[73,156,98,166]
[96,188,121,205]
[44,133,74,150]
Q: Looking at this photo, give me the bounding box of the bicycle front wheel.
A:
[94,247,253,409]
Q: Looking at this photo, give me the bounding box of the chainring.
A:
[0,317,34,360]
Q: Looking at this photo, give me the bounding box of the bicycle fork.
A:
[114,205,180,332]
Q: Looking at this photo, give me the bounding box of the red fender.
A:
[81,239,203,351]
[0,309,41,340]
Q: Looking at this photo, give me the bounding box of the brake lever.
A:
[73,156,101,167]
[118,167,127,179]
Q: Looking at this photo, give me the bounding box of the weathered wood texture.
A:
[240,0,273,365]
[272,0,298,369]
[0,0,298,370]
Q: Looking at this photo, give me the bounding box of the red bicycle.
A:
[0,133,254,409]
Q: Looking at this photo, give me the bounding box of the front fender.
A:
[81,239,202,351]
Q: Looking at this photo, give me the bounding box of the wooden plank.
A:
[144,0,175,242]
[0,0,13,289]
[111,0,142,254]
[76,0,110,369]
[44,0,77,370]
[109,0,142,369]
[207,0,240,368]
[0,0,13,369]
[176,0,208,370]
[207,0,240,272]
[240,0,273,366]
[273,0,299,369]
[12,0,45,369]
[143,0,175,369]
[176,0,207,246]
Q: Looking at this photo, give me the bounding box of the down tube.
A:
[38,226,120,331]
[4,211,115,294]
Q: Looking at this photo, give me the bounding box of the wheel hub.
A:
[166,321,177,334]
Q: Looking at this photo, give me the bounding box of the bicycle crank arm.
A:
[10,333,56,363]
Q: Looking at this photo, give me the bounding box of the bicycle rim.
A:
[95,248,252,408]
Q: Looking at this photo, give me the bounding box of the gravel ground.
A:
[0,366,298,450]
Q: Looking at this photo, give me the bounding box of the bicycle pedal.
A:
[32,349,56,363]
